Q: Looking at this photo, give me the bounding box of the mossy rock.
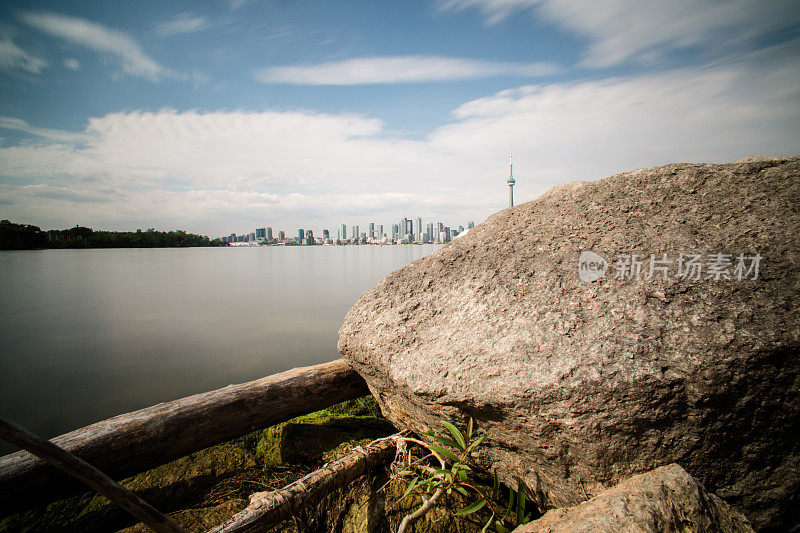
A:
[0,443,256,533]
[257,413,396,466]
[120,499,249,533]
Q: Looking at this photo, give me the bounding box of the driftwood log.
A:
[0,359,368,512]
[0,417,186,533]
[211,436,399,533]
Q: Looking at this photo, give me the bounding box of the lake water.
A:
[0,245,441,455]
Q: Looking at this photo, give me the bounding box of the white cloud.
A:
[439,0,799,67]
[0,38,48,73]
[0,48,797,236]
[254,55,559,85]
[21,11,172,81]
[62,57,80,70]
[154,13,210,37]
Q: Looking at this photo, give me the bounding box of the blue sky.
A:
[1,0,798,237]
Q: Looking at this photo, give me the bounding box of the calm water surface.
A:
[0,245,440,454]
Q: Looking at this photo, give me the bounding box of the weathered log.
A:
[0,359,368,512]
[0,417,186,533]
[211,436,398,533]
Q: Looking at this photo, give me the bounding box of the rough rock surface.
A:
[514,463,753,532]
[338,156,800,530]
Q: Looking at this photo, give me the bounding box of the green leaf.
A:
[495,520,510,533]
[421,429,434,437]
[515,477,526,525]
[454,485,468,496]
[433,469,454,482]
[455,498,486,516]
[433,434,461,449]
[429,444,459,463]
[506,488,515,516]
[397,470,414,476]
[441,421,466,450]
[466,434,487,453]
[458,468,467,482]
[403,478,419,498]
[491,471,500,501]
[480,516,492,533]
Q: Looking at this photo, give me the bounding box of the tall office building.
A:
[249,232,256,242]
[278,230,285,241]
[378,224,384,239]
[256,228,266,239]
[426,222,434,243]
[298,229,304,241]
[353,226,359,242]
[322,229,330,240]
[392,224,399,242]
[369,222,375,239]
[267,227,273,241]
[306,229,314,244]
[415,218,422,242]
[340,224,347,240]
[229,233,236,242]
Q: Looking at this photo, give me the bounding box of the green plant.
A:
[394,419,533,533]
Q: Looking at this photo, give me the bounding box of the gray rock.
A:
[338,156,800,531]
[514,463,753,533]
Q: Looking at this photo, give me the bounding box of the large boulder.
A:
[338,156,800,530]
[515,463,753,532]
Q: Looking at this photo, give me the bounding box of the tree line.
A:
[0,220,227,250]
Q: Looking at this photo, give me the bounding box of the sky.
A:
[0,0,798,238]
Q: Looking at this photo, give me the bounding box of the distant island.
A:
[0,220,227,250]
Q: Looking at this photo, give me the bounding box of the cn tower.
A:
[507,150,515,207]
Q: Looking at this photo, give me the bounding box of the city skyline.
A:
[221,217,476,245]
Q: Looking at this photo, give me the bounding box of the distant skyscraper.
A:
[229,233,236,242]
[507,150,515,207]
[369,222,375,239]
[266,227,273,241]
[249,232,256,242]
[256,227,266,239]
[378,224,384,238]
[426,222,434,243]
[340,224,347,240]
[278,230,285,241]
[415,218,422,242]
[392,223,399,242]
[353,225,359,241]
[322,229,330,240]
[298,229,304,241]
[306,229,314,244]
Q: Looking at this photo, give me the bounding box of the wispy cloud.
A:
[21,11,172,81]
[439,0,800,67]
[62,57,80,70]
[0,116,84,143]
[0,37,48,74]
[254,55,559,85]
[154,12,211,37]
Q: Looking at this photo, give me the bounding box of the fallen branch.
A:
[0,359,368,512]
[211,436,399,533]
[0,417,185,533]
